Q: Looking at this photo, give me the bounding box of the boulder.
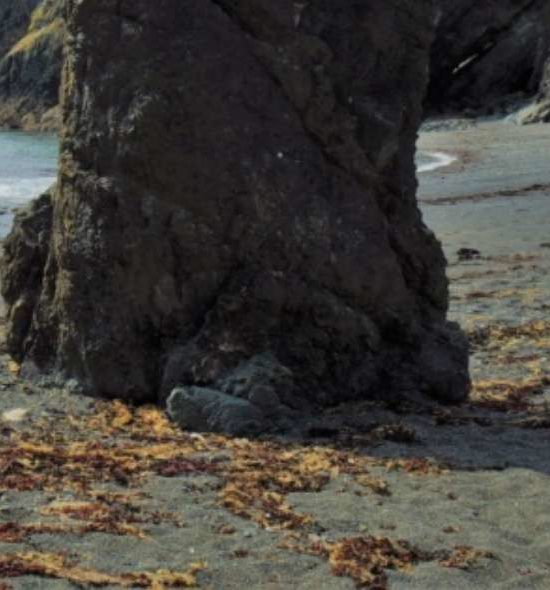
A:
[2,0,470,430]
[517,55,550,124]
[166,387,267,437]
[516,100,550,124]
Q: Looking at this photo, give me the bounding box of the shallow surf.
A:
[416,150,458,173]
[0,131,58,237]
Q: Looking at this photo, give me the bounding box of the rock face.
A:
[0,0,64,130]
[428,0,550,113]
[2,0,470,431]
[517,55,550,124]
[0,0,40,57]
[3,1,549,132]
[3,1,549,133]
[1,190,53,360]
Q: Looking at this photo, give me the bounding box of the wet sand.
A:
[419,121,550,390]
[417,119,550,200]
[0,121,549,589]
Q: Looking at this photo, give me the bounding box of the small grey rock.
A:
[166,386,267,436]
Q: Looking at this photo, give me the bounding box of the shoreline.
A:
[0,130,58,239]
[417,119,550,201]
[417,150,458,173]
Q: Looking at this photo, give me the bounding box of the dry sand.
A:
[0,120,549,589]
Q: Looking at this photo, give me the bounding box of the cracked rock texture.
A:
[428,0,550,113]
[0,0,64,130]
[1,0,469,428]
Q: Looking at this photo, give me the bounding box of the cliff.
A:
[427,0,550,114]
[1,0,469,433]
[0,0,64,130]
[0,0,40,57]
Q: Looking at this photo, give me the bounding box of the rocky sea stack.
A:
[1,0,470,433]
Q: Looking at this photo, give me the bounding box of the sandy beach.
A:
[0,120,549,589]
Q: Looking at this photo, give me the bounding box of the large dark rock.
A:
[0,0,64,130]
[428,0,550,113]
[2,0,470,430]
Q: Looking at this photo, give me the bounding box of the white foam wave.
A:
[0,176,56,205]
[417,151,458,173]
[0,176,56,239]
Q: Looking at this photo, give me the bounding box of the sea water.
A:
[0,131,58,238]
[416,150,457,173]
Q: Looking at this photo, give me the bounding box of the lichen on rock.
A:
[1,0,470,431]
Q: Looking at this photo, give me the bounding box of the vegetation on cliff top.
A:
[0,0,63,130]
[7,0,64,56]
